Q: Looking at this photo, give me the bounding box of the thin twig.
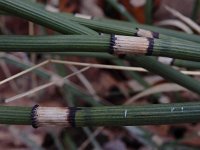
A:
[0,60,50,86]
[52,59,148,71]
[155,19,193,34]
[68,65,101,102]
[5,67,90,103]
[2,58,200,103]
[165,5,200,34]
[125,83,187,105]
[51,59,200,76]
[82,127,102,150]
[1,54,99,99]
[9,126,45,150]
[78,127,104,150]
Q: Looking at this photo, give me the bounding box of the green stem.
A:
[0,35,109,52]
[2,0,200,43]
[0,0,97,35]
[173,59,200,69]
[1,35,200,62]
[145,0,153,24]
[3,102,200,126]
[75,102,200,126]
[160,142,200,150]
[126,56,200,95]
[152,38,200,61]
[64,13,200,43]
[64,13,138,35]
[106,0,137,22]
[0,106,31,125]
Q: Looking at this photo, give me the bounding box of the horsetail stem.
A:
[2,0,200,43]
[173,59,200,69]
[0,35,110,52]
[0,106,31,125]
[1,35,200,61]
[0,0,97,35]
[1,102,200,127]
[66,13,200,43]
[145,0,153,24]
[2,35,200,95]
[106,0,137,22]
[0,0,194,47]
[134,29,200,69]
[2,0,200,132]
[158,55,200,70]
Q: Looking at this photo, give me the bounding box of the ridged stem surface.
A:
[1,0,200,44]
[76,102,200,126]
[173,59,200,69]
[0,106,31,125]
[0,0,97,35]
[0,35,110,52]
[106,0,137,22]
[1,35,200,62]
[153,38,200,61]
[1,102,200,126]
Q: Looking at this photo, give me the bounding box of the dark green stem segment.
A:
[76,102,200,126]
[0,0,97,35]
[145,0,153,24]
[1,102,200,127]
[106,0,137,22]
[2,0,200,44]
[1,35,200,61]
[0,106,32,125]
[173,59,200,69]
[126,56,200,95]
[0,35,110,52]
[152,38,200,61]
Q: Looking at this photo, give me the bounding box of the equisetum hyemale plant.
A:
[1,0,200,128]
[1,35,200,61]
[2,102,200,128]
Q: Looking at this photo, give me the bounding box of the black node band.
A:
[134,27,139,36]
[146,38,154,55]
[109,34,116,54]
[152,32,159,39]
[68,107,81,127]
[171,58,175,66]
[31,104,39,128]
